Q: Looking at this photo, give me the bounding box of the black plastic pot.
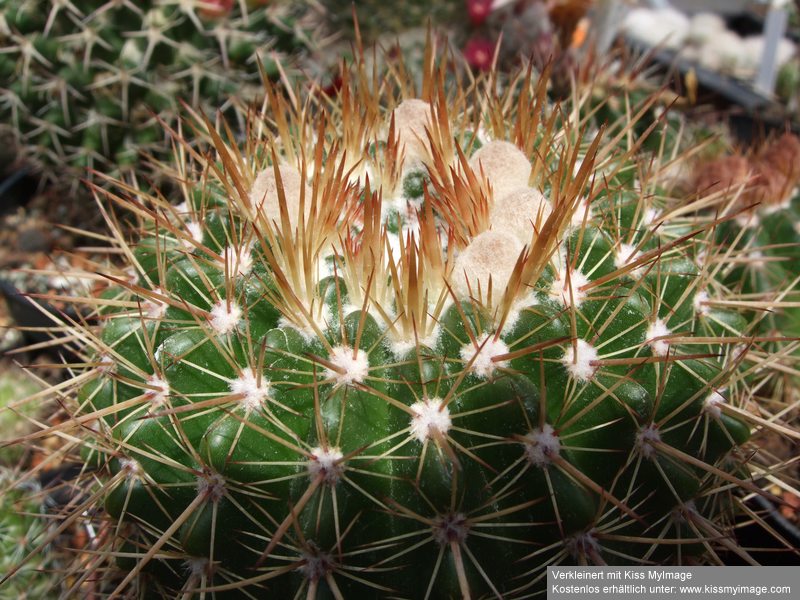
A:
[625,38,799,144]
[0,166,37,216]
[724,495,800,565]
[0,278,86,360]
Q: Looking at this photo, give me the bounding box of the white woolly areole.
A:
[278,304,333,343]
[196,471,226,502]
[209,300,242,335]
[120,38,144,65]
[392,99,434,163]
[671,500,698,525]
[145,288,168,319]
[325,346,369,387]
[566,530,601,560]
[184,557,210,577]
[460,333,509,379]
[124,266,139,286]
[704,390,727,418]
[96,353,115,374]
[644,208,662,229]
[182,221,204,250]
[224,244,253,277]
[468,140,532,201]
[727,343,749,368]
[523,424,561,467]
[249,164,311,229]
[229,368,271,411]
[693,290,711,316]
[387,325,440,361]
[549,266,588,307]
[748,250,767,269]
[453,230,523,300]
[410,397,451,443]
[614,242,645,277]
[501,291,539,335]
[645,319,671,357]
[636,424,661,459]
[299,547,334,581]
[432,512,469,546]
[119,458,141,479]
[568,197,593,229]
[490,186,551,244]
[145,375,170,407]
[307,447,345,486]
[763,193,793,215]
[735,209,761,230]
[561,339,599,382]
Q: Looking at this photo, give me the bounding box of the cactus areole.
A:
[67,61,759,599]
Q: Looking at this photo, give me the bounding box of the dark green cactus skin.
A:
[0,0,307,184]
[714,191,800,349]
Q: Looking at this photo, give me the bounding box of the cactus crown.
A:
[4,44,795,598]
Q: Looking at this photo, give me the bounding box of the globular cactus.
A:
[0,0,310,189]
[690,133,800,342]
[5,51,798,598]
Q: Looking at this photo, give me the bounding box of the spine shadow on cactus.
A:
[3,41,799,599]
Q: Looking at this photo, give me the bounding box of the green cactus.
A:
[0,365,43,465]
[0,470,58,598]
[689,134,800,347]
[4,53,797,598]
[0,0,311,189]
[314,0,462,42]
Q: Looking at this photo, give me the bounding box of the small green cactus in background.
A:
[0,0,311,189]
[0,470,57,598]
[4,49,798,597]
[0,364,43,465]
[314,0,462,43]
[689,134,800,344]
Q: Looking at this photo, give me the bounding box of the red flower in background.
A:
[463,37,495,71]
[467,0,493,26]
[198,0,234,19]
[321,73,344,98]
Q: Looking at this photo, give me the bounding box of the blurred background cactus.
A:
[307,0,595,84]
[315,0,462,42]
[0,363,42,465]
[688,132,800,343]
[0,470,57,599]
[0,0,313,190]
